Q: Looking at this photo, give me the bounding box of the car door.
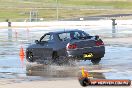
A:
[57,32,70,56]
[38,34,54,59]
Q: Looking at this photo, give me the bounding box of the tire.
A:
[26,51,35,62]
[52,52,68,65]
[91,58,101,65]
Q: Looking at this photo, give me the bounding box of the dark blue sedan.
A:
[26,29,105,65]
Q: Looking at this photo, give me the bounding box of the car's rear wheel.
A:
[91,58,101,65]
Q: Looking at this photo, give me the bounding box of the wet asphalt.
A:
[0,27,132,80]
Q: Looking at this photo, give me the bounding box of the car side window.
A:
[74,32,81,38]
[58,33,70,41]
[41,34,53,42]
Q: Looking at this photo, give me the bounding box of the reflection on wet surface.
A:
[26,64,105,79]
[0,27,132,80]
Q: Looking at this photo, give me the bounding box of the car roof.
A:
[48,29,82,34]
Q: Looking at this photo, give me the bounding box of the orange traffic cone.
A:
[19,46,25,56]
[15,30,18,38]
[19,46,25,67]
[20,55,24,62]
[81,67,90,78]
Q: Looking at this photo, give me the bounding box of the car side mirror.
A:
[95,35,99,40]
[35,40,39,44]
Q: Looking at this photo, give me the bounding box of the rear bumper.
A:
[66,46,105,60]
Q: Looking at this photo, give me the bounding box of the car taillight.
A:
[96,41,104,46]
[67,43,77,49]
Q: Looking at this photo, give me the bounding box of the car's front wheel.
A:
[91,58,101,65]
[26,51,35,62]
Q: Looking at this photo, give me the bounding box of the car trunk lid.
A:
[66,38,104,50]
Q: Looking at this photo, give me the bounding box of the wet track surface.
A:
[0,27,132,81]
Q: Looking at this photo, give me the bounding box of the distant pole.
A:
[29,11,32,22]
[36,10,38,22]
[6,19,12,41]
[56,0,59,20]
[111,19,117,38]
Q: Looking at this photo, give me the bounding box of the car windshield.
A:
[40,34,53,42]
[58,31,89,41]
